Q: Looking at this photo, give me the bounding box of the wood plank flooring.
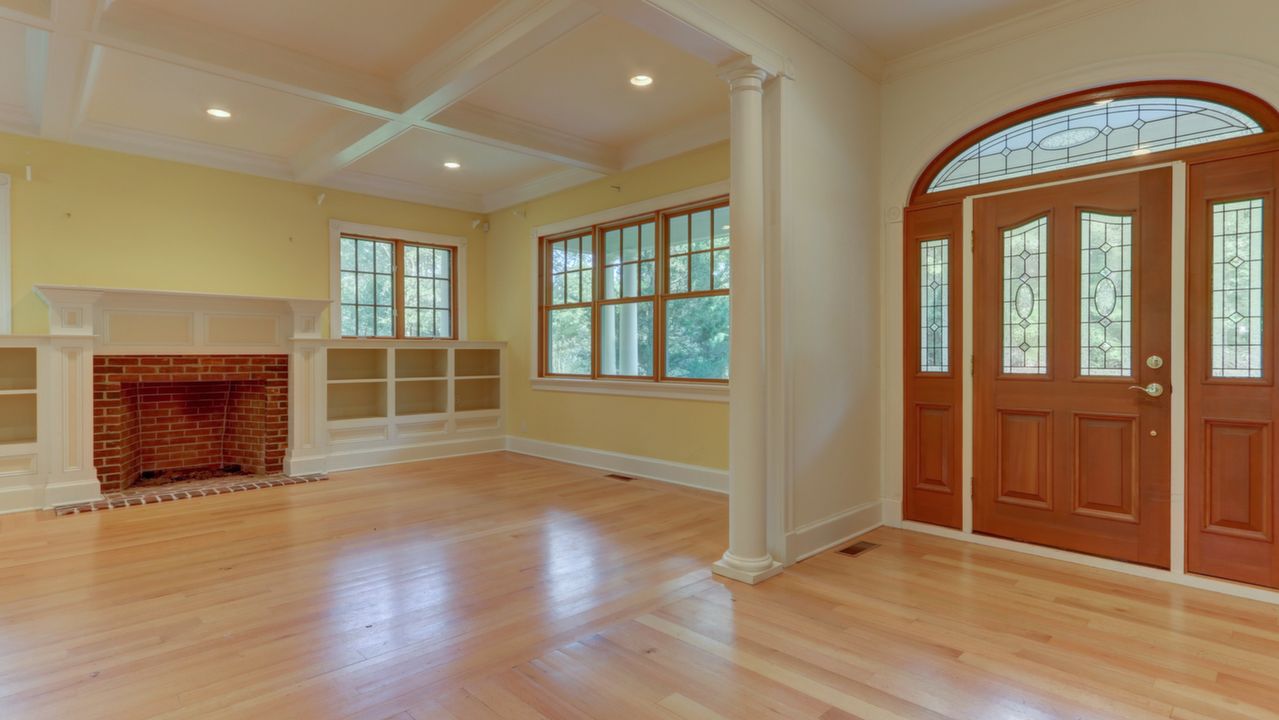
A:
[2,451,1277,719]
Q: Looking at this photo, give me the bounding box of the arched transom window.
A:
[915,82,1279,198]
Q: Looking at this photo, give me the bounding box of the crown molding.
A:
[748,0,883,80]
[72,121,294,180]
[620,111,728,170]
[325,169,486,213]
[883,0,1143,82]
[481,167,604,213]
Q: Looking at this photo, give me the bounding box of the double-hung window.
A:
[332,221,462,339]
[539,196,730,383]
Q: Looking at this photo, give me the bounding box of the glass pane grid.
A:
[1212,198,1265,378]
[930,97,1264,193]
[603,224,655,300]
[919,238,950,373]
[668,207,730,295]
[339,236,395,337]
[404,245,453,338]
[1003,217,1049,374]
[1080,212,1133,376]
[548,235,594,307]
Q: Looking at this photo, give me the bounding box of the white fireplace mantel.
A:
[34,285,330,353]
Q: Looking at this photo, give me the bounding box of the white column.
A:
[712,59,782,585]
[621,263,639,375]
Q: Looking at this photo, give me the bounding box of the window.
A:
[1211,198,1265,378]
[1079,212,1133,376]
[930,97,1263,193]
[1002,216,1049,374]
[918,237,950,373]
[913,83,1279,200]
[539,197,730,383]
[330,221,465,340]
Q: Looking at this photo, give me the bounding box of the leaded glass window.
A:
[1212,198,1265,378]
[929,97,1263,193]
[339,235,395,337]
[919,238,950,373]
[1079,212,1133,376]
[1003,217,1049,374]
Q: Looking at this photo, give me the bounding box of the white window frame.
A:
[0,173,10,334]
[529,180,730,402]
[328,219,467,340]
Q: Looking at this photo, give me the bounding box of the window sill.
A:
[531,377,728,403]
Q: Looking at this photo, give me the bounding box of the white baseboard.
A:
[882,497,902,526]
[505,436,728,494]
[900,521,1279,606]
[788,499,883,562]
[44,477,103,507]
[0,484,41,515]
[326,436,506,473]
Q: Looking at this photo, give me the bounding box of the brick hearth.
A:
[93,355,288,492]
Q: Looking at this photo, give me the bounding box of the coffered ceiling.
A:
[0,0,734,213]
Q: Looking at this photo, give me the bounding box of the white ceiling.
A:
[0,0,736,213]
[802,0,1065,61]
[0,0,1090,212]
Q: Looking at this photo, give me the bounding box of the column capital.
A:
[718,57,769,88]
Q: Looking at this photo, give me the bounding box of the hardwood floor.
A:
[2,452,1277,719]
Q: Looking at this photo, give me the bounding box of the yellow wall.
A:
[0,132,488,335]
[486,142,730,469]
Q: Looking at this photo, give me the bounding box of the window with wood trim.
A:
[539,197,730,382]
[339,234,457,339]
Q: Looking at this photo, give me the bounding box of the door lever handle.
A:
[1128,382,1164,398]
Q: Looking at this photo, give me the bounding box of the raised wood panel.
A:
[1073,414,1139,523]
[997,410,1052,509]
[104,311,196,347]
[914,404,953,494]
[1204,420,1273,541]
[205,314,281,346]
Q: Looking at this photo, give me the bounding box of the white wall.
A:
[689,0,884,561]
[879,0,1279,515]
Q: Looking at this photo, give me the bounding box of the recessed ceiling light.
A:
[630,75,653,87]
[206,107,232,118]
[443,161,461,169]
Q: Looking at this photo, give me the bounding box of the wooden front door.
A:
[974,169,1172,567]
[1187,150,1279,589]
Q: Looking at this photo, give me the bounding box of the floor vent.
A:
[837,541,879,557]
[605,473,634,481]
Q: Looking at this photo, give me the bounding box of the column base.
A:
[711,555,784,585]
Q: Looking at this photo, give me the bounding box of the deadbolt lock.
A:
[1146,355,1164,369]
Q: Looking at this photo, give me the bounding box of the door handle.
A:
[1128,382,1164,398]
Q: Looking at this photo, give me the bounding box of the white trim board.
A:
[0,173,10,334]
[505,436,728,494]
[328,219,468,340]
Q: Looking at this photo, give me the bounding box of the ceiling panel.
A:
[464,14,726,147]
[804,0,1062,60]
[348,127,564,195]
[83,48,374,158]
[0,21,31,113]
[120,0,501,79]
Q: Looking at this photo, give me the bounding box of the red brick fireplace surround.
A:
[93,355,288,492]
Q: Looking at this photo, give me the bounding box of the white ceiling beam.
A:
[584,0,789,78]
[291,0,600,185]
[33,0,107,140]
[93,2,400,117]
[424,103,620,174]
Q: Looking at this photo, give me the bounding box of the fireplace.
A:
[94,355,288,492]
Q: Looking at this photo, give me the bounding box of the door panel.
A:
[974,169,1171,567]
[903,203,964,528]
[1188,151,1279,588]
